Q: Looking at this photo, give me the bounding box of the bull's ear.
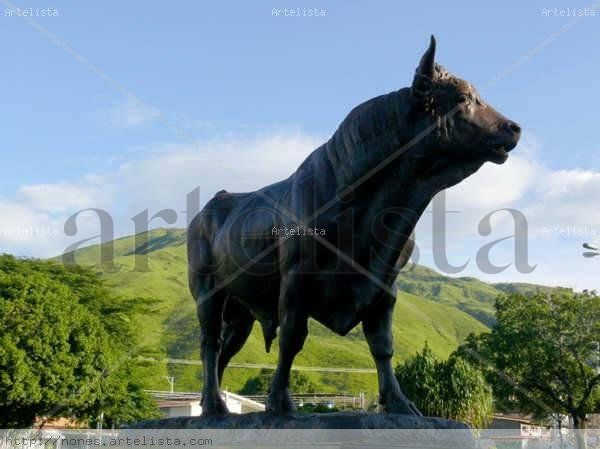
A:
[412,35,436,97]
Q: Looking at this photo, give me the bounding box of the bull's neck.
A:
[324,87,439,217]
[365,168,434,237]
[325,88,417,188]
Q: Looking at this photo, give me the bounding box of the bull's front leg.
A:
[362,301,422,416]
[266,272,308,413]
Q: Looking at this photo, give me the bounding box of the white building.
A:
[149,390,265,417]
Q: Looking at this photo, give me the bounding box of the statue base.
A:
[126,414,474,448]
[128,411,468,429]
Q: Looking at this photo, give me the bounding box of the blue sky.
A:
[1,0,599,289]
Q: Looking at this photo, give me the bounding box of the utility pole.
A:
[597,341,600,375]
[165,376,175,393]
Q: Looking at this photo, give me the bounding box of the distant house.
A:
[157,399,203,418]
[150,390,265,417]
[587,414,600,428]
[489,414,546,436]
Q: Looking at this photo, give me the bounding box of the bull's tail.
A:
[258,318,277,353]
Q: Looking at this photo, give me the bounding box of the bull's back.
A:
[188,189,261,273]
[187,184,288,310]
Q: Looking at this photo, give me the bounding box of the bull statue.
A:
[187,36,521,415]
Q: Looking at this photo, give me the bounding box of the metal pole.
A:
[166,376,175,393]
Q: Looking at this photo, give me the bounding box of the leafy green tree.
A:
[87,362,161,428]
[4,255,161,347]
[395,344,493,428]
[239,368,316,395]
[394,344,441,416]
[0,255,159,427]
[457,291,600,429]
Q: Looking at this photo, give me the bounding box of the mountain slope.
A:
[395,266,500,326]
[56,228,552,394]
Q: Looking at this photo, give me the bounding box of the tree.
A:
[0,255,159,427]
[395,344,493,428]
[457,291,600,429]
[5,255,161,348]
[87,362,161,428]
[239,369,316,395]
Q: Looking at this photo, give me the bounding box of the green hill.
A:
[55,228,553,395]
[395,265,562,327]
[395,265,501,326]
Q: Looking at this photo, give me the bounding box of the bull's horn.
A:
[416,35,436,80]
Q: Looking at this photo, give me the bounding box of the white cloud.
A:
[17,179,114,213]
[105,99,155,128]
[445,154,538,210]
[0,201,60,254]
[523,168,600,238]
[115,131,321,218]
[413,136,600,289]
[0,130,320,257]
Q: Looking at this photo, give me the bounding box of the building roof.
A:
[148,390,265,412]
[492,414,537,425]
[157,400,200,408]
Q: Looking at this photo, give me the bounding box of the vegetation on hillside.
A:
[59,228,492,394]
[395,265,562,327]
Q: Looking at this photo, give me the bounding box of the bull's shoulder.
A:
[188,190,247,237]
[206,189,251,209]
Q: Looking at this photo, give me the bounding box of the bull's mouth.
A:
[488,141,517,164]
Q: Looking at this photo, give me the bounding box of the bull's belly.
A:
[227,272,385,336]
[226,281,366,336]
[310,309,363,336]
[213,230,396,335]
[219,269,280,322]
[307,275,383,335]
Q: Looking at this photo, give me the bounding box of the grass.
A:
[56,228,552,395]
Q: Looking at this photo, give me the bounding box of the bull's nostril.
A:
[507,121,521,134]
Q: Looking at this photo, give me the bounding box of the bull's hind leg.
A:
[266,273,308,413]
[188,229,230,414]
[192,277,228,414]
[218,298,255,385]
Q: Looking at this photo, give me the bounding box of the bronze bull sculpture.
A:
[187,36,521,415]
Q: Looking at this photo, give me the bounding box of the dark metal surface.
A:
[129,412,469,430]
[187,36,521,416]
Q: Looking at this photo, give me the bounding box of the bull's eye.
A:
[457,94,469,105]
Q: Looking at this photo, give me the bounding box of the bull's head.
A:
[410,36,521,172]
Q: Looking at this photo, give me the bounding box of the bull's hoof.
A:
[266,388,296,413]
[201,391,229,415]
[380,396,423,416]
